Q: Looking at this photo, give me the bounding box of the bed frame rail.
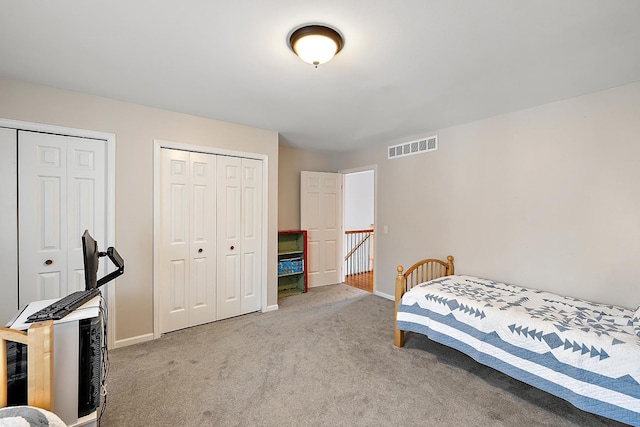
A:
[394,256,454,347]
[0,320,54,411]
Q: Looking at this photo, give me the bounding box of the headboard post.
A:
[0,334,7,407]
[0,320,54,411]
[394,265,406,347]
[27,320,54,410]
[447,255,454,275]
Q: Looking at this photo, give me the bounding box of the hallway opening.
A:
[343,169,374,292]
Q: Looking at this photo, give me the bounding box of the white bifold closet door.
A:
[216,156,263,320]
[18,131,106,304]
[159,149,263,333]
[160,149,217,333]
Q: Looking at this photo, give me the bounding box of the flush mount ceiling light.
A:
[289,24,344,67]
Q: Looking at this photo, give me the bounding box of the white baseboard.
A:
[264,304,278,313]
[374,290,394,301]
[308,282,338,288]
[113,332,154,349]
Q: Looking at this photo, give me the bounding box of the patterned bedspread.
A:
[0,406,66,426]
[396,275,640,426]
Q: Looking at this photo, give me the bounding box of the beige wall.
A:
[335,82,640,308]
[0,77,279,344]
[278,145,335,230]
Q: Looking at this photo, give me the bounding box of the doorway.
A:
[343,168,375,293]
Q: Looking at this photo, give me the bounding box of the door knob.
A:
[230,246,235,250]
[198,248,203,253]
[45,259,53,265]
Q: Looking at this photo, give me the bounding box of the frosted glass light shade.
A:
[289,25,344,66]
[293,35,338,65]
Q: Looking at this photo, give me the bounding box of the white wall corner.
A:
[264,304,279,313]
[374,291,394,301]
[114,332,155,349]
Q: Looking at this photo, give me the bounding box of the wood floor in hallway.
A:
[344,271,373,293]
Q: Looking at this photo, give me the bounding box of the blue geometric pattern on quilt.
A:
[397,275,640,426]
[424,293,487,319]
[397,303,640,396]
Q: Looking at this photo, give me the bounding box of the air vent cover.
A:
[388,135,438,159]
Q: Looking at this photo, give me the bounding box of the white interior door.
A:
[300,171,343,287]
[217,156,242,320]
[160,148,217,333]
[18,131,106,304]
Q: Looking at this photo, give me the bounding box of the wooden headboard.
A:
[394,256,454,347]
[0,320,54,411]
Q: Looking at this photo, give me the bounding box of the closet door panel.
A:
[191,182,208,310]
[160,149,217,332]
[38,272,64,300]
[160,149,190,332]
[217,156,242,320]
[240,158,262,313]
[67,137,106,293]
[19,132,68,303]
[18,131,107,305]
[188,152,216,326]
[224,254,239,299]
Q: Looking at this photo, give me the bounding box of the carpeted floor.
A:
[100,284,625,426]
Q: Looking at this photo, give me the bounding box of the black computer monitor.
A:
[81,230,125,290]
[82,230,100,290]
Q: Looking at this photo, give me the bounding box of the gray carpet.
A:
[100,284,625,426]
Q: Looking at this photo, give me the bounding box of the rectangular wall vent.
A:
[388,135,438,159]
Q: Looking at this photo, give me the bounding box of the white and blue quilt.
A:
[396,275,640,426]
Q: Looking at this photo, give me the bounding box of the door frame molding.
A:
[153,139,269,339]
[0,118,117,349]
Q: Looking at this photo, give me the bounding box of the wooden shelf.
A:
[278,271,304,278]
[278,250,304,256]
[278,280,300,290]
[277,230,307,298]
[277,288,304,297]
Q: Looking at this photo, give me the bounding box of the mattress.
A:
[396,275,640,426]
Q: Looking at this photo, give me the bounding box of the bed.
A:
[393,256,640,426]
[0,320,66,426]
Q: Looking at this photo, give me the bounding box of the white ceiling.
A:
[1,1,639,153]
